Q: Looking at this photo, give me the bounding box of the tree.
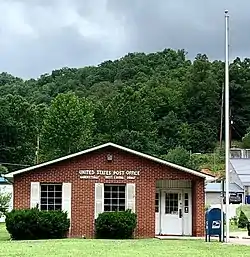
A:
[177,122,217,153]
[238,210,249,229]
[229,58,250,140]
[0,191,11,217]
[41,92,96,160]
[0,165,8,174]
[181,54,220,151]
[2,48,250,177]
[242,128,250,148]
[102,86,158,154]
[0,94,38,167]
[161,146,199,170]
[162,146,191,166]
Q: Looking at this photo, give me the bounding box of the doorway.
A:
[155,189,192,235]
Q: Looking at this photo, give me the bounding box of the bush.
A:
[247,221,250,236]
[95,209,137,239]
[238,210,249,229]
[230,216,238,226]
[5,208,70,240]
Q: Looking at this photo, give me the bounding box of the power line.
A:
[0,162,30,167]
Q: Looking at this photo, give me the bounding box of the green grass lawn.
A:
[236,205,250,219]
[0,222,9,241]
[230,223,247,232]
[0,223,250,257]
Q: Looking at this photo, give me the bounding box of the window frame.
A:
[103,183,126,212]
[40,183,63,211]
[165,192,179,215]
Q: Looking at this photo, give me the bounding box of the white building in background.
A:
[205,182,244,206]
[204,148,250,219]
[204,150,247,218]
[230,148,250,204]
[0,177,13,222]
[205,157,245,205]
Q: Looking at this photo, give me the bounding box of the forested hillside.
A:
[1,48,250,174]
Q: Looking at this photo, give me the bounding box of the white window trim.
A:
[30,182,40,208]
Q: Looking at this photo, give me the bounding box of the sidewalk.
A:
[156,231,250,241]
[156,234,250,245]
[227,238,250,245]
[230,231,250,239]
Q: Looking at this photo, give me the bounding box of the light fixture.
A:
[107,154,113,161]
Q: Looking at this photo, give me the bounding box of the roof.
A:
[229,161,245,188]
[205,182,244,193]
[0,176,10,184]
[3,142,215,181]
[230,159,250,186]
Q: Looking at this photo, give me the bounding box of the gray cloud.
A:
[0,0,249,79]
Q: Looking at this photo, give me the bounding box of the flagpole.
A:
[224,9,230,243]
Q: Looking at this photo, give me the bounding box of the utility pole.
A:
[224,9,230,243]
[35,134,40,164]
[219,84,224,149]
[229,108,232,148]
[221,176,225,242]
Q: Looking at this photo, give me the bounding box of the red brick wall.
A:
[192,180,205,237]
[13,146,205,238]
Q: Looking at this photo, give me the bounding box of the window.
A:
[40,184,62,211]
[184,193,189,213]
[155,193,159,213]
[165,193,178,214]
[104,184,126,212]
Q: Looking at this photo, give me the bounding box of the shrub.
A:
[247,221,250,236]
[5,208,70,240]
[95,209,137,239]
[230,216,238,226]
[238,210,249,229]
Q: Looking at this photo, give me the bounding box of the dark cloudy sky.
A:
[0,0,248,79]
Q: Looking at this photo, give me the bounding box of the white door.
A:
[182,190,192,236]
[155,189,192,236]
[161,190,183,235]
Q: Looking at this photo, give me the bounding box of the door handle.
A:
[179,209,183,218]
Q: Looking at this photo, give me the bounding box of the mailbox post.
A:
[205,208,225,242]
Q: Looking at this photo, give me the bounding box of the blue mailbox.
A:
[205,207,225,242]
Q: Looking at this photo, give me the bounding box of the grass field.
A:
[0,223,250,257]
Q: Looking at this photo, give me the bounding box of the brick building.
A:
[4,142,215,238]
